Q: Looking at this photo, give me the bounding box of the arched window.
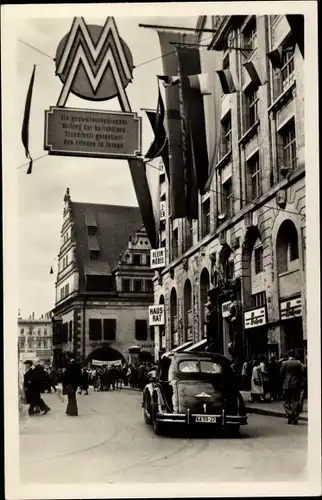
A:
[252,238,263,275]
[200,268,210,339]
[183,280,192,341]
[170,288,178,348]
[276,220,299,274]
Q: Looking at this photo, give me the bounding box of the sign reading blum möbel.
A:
[150,248,166,269]
[44,107,142,159]
[149,305,165,326]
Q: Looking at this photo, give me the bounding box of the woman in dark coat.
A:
[63,353,82,416]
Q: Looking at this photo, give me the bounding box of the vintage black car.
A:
[142,351,247,435]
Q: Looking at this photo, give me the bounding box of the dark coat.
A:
[280,358,304,391]
[24,368,35,404]
[63,361,82,392]
[32,364,47,393]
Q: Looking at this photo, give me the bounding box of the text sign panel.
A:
[44,107,141,159]
[149,305,165,326]
[150,248,166,269]
[244,307,266,329]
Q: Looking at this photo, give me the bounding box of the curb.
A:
[245,405,308,422]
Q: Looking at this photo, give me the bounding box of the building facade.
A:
[52,189,155,366]
[18,312,53,363]
[153,15,306,364]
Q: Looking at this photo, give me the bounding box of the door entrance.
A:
[283,317,304,353]
[246,327,268,359]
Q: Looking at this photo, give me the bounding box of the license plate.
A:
[195,415,217,423]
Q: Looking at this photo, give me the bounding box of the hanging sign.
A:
[150,248,166,269]
[149,305,165,326]
[160,201,167,221]
[244,307,266,329]
[280,297,302,320]
[44,107,141,159]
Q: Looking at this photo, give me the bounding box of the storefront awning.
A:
[184,338,207,352]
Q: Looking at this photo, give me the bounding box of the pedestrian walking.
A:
[24,359,51,415]
[249,357,264,402]
[63,353,82,416]
[268,356,280,400]
[259,356,270,400]
[79,368,89,395]
[280,349,304,425]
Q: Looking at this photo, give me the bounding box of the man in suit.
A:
[280,349,304,424]
[23,360,36,415]
[31,358,51,415]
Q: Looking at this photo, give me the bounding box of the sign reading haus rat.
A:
[149,305,165,326]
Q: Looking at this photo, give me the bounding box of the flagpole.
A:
[138,23,218,33]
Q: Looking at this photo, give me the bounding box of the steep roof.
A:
[71,202,143,287]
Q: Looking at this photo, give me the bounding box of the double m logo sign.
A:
[55,17,134,110]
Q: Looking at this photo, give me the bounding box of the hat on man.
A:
[23,360,33,366]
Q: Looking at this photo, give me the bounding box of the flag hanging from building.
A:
[144,82,170,178]
[243,59,266,89]
[186,73,212,95]
[267,47,283,69]
[216,69,239,94]
[177,45,209,197]
[157,30,199,219]
[21,65,36,174]
[286,14,304,58]
[127,158,158,249]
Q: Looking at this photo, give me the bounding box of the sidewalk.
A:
[241,391,308,422]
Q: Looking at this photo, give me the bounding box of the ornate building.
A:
[153,15,306,365]
[52,189,155,366]
[18,311,53,363]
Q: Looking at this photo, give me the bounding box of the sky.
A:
[15,12,198,318]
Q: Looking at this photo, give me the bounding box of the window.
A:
[135,320,148,341]
[251,292,266,308]
[66,255,68,267]
[68,321,72,342]
[247,154,261,200]
[44,339,48,348]
[65,284,69,297]
[133,254,141,266]
[276,220,299,274]
[150,326,155,341]
[103,319,116,341]
[245,88,259,130]
[220,112,232,158]
[20,329,24,335]
[145,280,153,292]
[254,246,263,274]
[44,329,47,336]
[289,231,299,261]
[281,47,295,91]
[123,279,131,292]
[279,119,297,171]
[172,228,179,260]
[228,260,234,280]
[222,178,233,218]
[38,329,41,336]
[146,254,151,267]
[202,198,210,237]
[90,250,100,260]
[89,318,102,341]
[134,280,143,293]
[185,219,193,250]
[243,18,257,57]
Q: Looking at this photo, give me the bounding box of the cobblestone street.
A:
[20,389,307,484]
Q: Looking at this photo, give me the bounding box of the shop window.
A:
[254,246,263,274]
[202,198,210,238]
[103,319,116,341]
[89,318,102,341]
[133,254,141,266]
[222,178,233,218]
[247,153,261,201]
[134,280,143,293]
[123,279,131,292]
[135,320,148,341]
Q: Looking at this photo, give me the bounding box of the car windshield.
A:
[178,360,222,374]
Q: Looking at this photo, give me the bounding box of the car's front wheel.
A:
[143,394,152,425]
[152,401,166,435]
